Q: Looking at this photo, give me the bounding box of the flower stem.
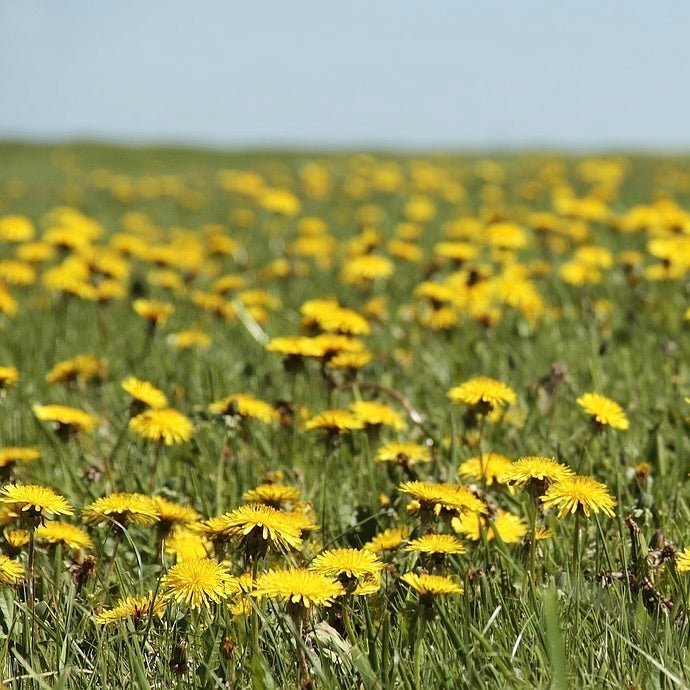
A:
[414,612,427,688]
[529,500,538,581]
[27,526,36,623]
[571,511,581,583]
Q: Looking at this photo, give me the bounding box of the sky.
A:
[2,1,690,150]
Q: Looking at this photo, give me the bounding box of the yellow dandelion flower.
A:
[0,260,36,286]
[33,404,98,434]
[309,548,384,584]
[504,456,574,493]
[363,526,410,554]
[83,493,160,527]
[129,408,193,445]
[0,447,41,469]
[458,453,513,485]
[95,593,164,625]
[300,300,371,336]
[212,273,247,294]
[0,214,34,242]
[0,284,18,317]
[242,484,301,508]
[167,330,212,349]
[341,254,394,286]
[541,475,617,518]
[226,573,254,617]
[0,484,73,519]
[45,354,108,385]
[121,377,168,409]
[304,409,364,432]
[35,521,93,550]
[3,528,29,549]
[265,336,325,359]
[165,526,212,562]
[0,555,24,585]
[0,366,19,388]
[576,392,629,430]
[351,400,406,431]
[398,481,486,516]
[208,393,278,424]
[325,351,373,371]
[375,442,432,467]
[676,548,690,574]
[162,559,230,609]
[401,572,462,597]
[153,497,200,526]
[447,377,516,412]
[253,568,344,609]
[405,533,466,555]
[133,299,174,327]
[452,509,527,544]
[197,504,304,552]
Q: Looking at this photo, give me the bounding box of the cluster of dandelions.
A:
[3,151,690,686]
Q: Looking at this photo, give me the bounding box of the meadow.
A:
[0,142,689,688]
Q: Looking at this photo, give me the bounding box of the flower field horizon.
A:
[0,141,689,688]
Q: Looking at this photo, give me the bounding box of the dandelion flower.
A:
[447,377,516,413]
[0,484,73,519]
[153,497,200,535]
[197,504,305,553]
[121,377,168,410]
[226,573,255,617]
[504,456,573,494]
[351,400,406,431]
[676,548,690,574]
[242,484,301,508]
[326,351,373,372]
[0,555,24,584]
[162,558,230,610]
[208,393,278,424]
[304,409,364,433]
[253,568,344,609]
[4,528,29,550]
[452,510,527,544]
[33,404,98,435]
[363,526,410,554]
[576,392,629,430]
[309,548,384,590]
[129,408,193,445]
[0,447,41,469]
[35,521,93,550]
[95,593,164,626]
[45,355,108,385]
[398,481,486,517]
[83,493,160,527]
[133,299,174,327]
[168,330,212,350]
[405,533,466,555]
[376,442,432,467]
[401,572,462,598]
[0,366,19,388]
[165,526,212,562]
[541,475,616,518]
[458,453,513,485]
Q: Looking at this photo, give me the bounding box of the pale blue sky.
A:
[2,1,690,149]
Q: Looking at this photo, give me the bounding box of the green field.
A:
[0,142,689,688]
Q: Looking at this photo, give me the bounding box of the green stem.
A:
[571,511,581,583]
[529,500,538,581]
[27,526,36,626]
[414,612,427,688]
[101,531,122,594]
[250,557,260,660]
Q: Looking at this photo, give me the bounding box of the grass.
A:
[0,142,689,687]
